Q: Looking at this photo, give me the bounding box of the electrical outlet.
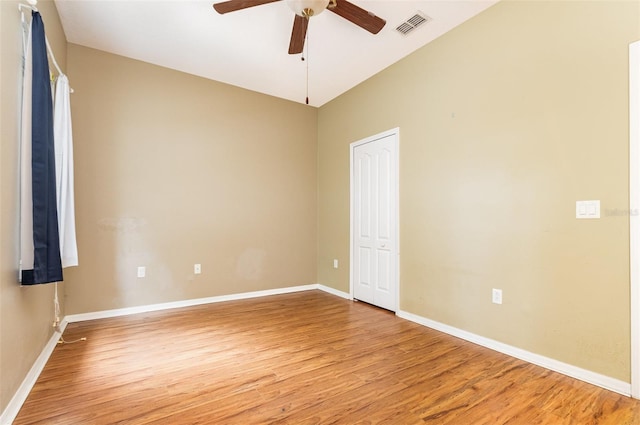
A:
[194,264,201,274]
[137,266,146,278]
[492,288,502,305]
[333,259,339,269]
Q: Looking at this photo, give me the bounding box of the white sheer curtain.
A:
[54,74,78,268]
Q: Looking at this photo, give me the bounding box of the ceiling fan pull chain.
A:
[305,22,309,105]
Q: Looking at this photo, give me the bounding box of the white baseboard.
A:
[396,309,631,397]
[317,284,351,300]
[0,320,68,425]
[65,284,319,323]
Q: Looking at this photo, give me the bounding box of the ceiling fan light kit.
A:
[286,0,329,17]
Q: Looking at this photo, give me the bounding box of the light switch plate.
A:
[492,288,503,305]
[576,200,600,219]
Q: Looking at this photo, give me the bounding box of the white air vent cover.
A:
[395,12,431,36]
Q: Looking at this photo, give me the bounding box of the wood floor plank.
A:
[13,290,640,424]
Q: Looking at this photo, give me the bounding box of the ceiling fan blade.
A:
[328,0,385,34]
[288,14,308,54]
[213,0,280,14]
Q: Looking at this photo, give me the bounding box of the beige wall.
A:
[0,0,67,414]
[63,45,317,314]
[318,0,640,382]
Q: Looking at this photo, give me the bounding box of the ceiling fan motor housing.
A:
[286,0,330,17]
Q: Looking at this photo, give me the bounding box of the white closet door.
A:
[352,131,398,311]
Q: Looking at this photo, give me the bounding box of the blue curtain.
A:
[21,11,63,285]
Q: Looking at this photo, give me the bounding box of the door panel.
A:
[376,249,390,291]
[377,148,391,241]
[359,247,372,276]
[358,154,372,239]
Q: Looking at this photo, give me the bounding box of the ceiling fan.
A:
[212,0,386,54]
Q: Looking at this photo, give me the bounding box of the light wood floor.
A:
[14,290,640,424]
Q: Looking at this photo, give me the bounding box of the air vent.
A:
[395,12,430,36]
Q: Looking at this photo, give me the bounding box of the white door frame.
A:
[630,39,640,399]
[349,127,400,311]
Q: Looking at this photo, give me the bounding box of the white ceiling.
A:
[54,0,498,107]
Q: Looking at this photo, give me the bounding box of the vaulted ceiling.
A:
[55,0,498,107]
